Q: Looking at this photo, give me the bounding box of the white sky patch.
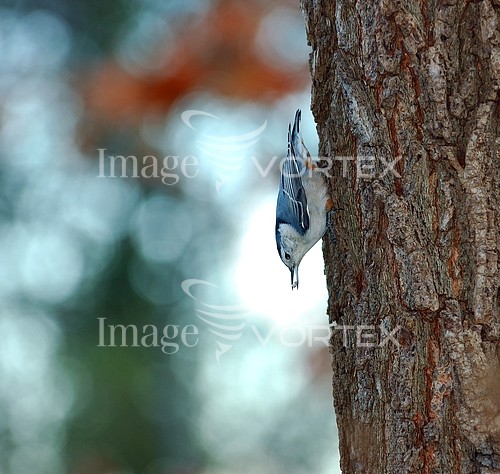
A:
[234,198,328,325]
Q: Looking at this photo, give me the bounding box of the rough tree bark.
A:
[300,0,499,472]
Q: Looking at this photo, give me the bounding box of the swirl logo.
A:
[181,110,267,192]
[181,279,248,362]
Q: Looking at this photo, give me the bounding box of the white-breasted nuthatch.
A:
[275,110,333,289]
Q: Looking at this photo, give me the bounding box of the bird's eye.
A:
[284,252,291,261]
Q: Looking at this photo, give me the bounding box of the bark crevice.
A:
[301,0,500,471]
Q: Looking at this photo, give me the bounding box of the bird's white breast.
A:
[302,170,328,245]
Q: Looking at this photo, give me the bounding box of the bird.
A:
[275,109,333,289]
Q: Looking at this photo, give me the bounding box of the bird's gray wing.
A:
[276,122,309,235]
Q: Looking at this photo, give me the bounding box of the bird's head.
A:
[275,224,308,289]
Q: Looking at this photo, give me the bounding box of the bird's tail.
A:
[290,109,311,166]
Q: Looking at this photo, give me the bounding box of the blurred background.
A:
[0,0,339,472]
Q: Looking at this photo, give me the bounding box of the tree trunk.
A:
[300,0,500,472]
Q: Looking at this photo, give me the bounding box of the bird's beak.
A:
[290,266,299,290]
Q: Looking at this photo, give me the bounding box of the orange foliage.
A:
[83,0,309,123]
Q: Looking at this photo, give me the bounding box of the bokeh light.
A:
[0,1,340,473]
